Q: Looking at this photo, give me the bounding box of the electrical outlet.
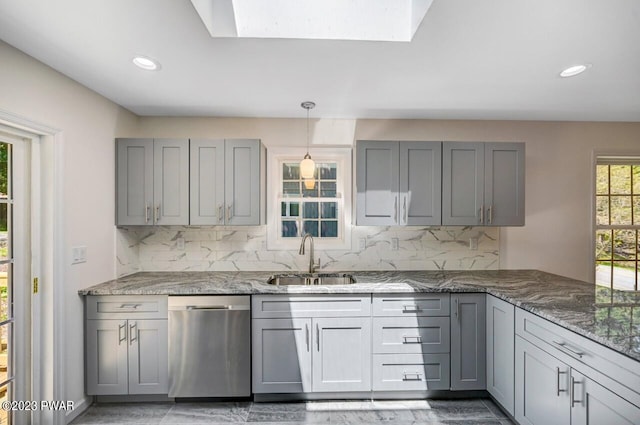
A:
[469,237,478,250]
[176,237,185,250]
[71,246,87,264]
[359,238,366,250]
[391,238,399,251]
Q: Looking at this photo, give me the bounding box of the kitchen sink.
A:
[267,273,356,286]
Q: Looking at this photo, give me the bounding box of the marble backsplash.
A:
[116,225,499,277]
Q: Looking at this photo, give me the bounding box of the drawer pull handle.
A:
[553,341,584,359]
[402,372,423,381]
[118,303,141,309]
[402,335,422,344]
[402,305,422,313]
[556,367,567,396]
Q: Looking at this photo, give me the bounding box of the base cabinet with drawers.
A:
[251,295,372,394]
[514,309,640,425]
[85,296,169,395]
[372,294,451,391]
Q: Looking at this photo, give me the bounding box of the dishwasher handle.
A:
[186,305,232,310]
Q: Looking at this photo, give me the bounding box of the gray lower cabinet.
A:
[252,305,371,394]
[486,295,515,415]
[570,370,640,425]
[116,138,189,226]
[356,140,441,226]
[372,353,450,391]
[515,335,570,425]
[251,318,312,393]
[442,142,524,226]
[86,319,168,395]
[450,293,486,390]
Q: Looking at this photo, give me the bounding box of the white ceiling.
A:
[0,0,639,121]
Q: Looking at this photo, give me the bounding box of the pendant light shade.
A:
[300,101,316,179]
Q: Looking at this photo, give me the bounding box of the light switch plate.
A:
[176,237,185,250]
[359,238,366,250]
[391,238,399,250]
[71,246,87,264]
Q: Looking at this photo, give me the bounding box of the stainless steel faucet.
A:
[299,233,321,273]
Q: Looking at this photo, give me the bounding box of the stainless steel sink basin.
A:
[267,273,356,286]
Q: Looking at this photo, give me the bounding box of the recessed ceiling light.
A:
[132,56,160,71]
[559,64,590,78]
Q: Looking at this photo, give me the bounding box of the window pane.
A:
[0,266,8,324]
[0,144,8,200]
[281,202,300,217]
[318,163,337,180]
[610,196,632,225]
[283,182,300,196]
[613,229,636,260]
[281,221,298,237]
[634,196,640,225]
[321,202,338,219]
[320,181,337,197]
[0,204,8,263]
[283,163,300,180]
[302,182,319,198]
[595,262,611,287]
[612,261,636,291]
[634,165,640,194]
[321,221,338,237]
[596,196,609,225]
[596,230,612,260]
[0,384,8,425]
[303,202,319,218]
[0,323,9,385]
[610,165,631,194]
[596,165,609,195]
[303,221,318,237]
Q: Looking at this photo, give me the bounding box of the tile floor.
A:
[70,398,515,424]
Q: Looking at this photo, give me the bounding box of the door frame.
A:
[0,109,65,425]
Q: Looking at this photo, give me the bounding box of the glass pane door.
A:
[0,142,13,425]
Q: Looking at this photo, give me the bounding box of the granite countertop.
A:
[79,269,640,362]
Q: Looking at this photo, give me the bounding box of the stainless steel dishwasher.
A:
[168,296,250,398]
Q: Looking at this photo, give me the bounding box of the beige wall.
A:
[0,41,138,419]
[132,116,640,283]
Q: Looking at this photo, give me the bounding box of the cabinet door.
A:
[252,318,312,393]
[127,319,168,394]
[486,295,515,415]
[571,370,640,425]
[86,320,129,395]
[484,143,525,226]
[312,317,372,392]
[515,336,570,425]
[356,141,400,225]
[442,142,485,225]
[225,139,261,225]
[399,141,441,225]
[153,139,189,225]
[190,139,225,225]
[451,293,486,390]
[116,138,153,226]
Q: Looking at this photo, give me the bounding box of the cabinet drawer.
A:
[372,353,450,391]
[373,317,450,354]
[373,294,450,317]
[86,295,168,320]
[515,308,640,397]
[252,295,371,318]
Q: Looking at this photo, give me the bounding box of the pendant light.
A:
[300,101,316,180]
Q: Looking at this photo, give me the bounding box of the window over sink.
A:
[267,147,352,250]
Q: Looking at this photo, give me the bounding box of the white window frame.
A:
[267,147,352,250]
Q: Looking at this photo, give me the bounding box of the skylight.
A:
[190,0,434,42]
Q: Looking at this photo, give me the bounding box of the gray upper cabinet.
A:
[356,140,441,225]
[442,142,525,226]
[116,138,189,226]
[486,295,515,415]
[190,139,263,225]
[356,141,399,225]
[450,293,486,391]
